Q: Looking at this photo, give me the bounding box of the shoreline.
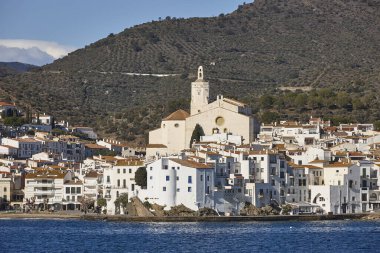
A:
[1,212,379,222]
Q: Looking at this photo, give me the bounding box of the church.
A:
[147,66,256,157]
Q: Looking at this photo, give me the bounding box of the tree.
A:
[259,95,274,109]
[97,198,107,207]
[114,193,129,215]
[190,124,205,147]
[374,120,380,131]
[260,111,279,124]
[80,197,94,214]
[135,167,147,188]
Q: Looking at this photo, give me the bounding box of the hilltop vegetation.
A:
[1,0,380,143]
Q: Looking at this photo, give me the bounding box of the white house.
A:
[144,157,214,211]
[103,160,144,214]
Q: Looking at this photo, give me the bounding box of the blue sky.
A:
[0,0,248,65]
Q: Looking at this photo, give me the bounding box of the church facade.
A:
[147,66,256,157]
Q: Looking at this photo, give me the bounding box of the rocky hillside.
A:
[1,0,380,143]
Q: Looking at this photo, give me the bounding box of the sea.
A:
[0,219,379,252]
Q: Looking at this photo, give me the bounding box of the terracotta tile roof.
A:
[163,109,190,121]
[305,165,323,169]
[170,158,213,169]
[309,159,327,164]
[85,171,98,178]
[64,180,83,185]
[0,102,15,107]
[147,144,167,148]
[25,170,67,179]
[323,162,353,168]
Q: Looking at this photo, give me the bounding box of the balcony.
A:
[34,190,55,195]
[27,182,55,187]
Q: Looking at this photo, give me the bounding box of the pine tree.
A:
[190,124,205,147]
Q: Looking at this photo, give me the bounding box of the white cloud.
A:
[0,45,55,66]
[0,39,77,65]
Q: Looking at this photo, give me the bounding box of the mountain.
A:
[0,45,55,67]
[0,62,38,77]
[1,0,380,143]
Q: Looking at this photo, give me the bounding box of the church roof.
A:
[223,98,247,107]
[163,109,190,121]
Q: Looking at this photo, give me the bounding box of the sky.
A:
[0,0,248,65]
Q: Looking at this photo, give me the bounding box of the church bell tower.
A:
[190,66,209,115]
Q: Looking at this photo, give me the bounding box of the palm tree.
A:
[114,193,129,215]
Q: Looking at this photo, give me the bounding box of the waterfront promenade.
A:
[1,212,379,222]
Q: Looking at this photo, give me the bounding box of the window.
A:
[188,176,192,184]
[176,176,179,181]
[206,186,210,194]
[123,179,126,188]
[177,188,180,192]
[207,175,210,182]
[352,196,355,201]
[200,175,203,181]
[116,191,119,197]
[77,187,81,194]
[66,187,70,194]
[3,187,7,192]
[280,172,284,179]
[66,196,70,201]
[71,187,76,194]
[117,169,120,174]
[166,176,170,181]
[336,170,339,173]
[174,123,179,128]
[129,169,132,174]
[271,180,275,186]
[123,169,126,174]
[107,176,110,183]
[261,157,264,161]
[117,179,120,187]
[150,176,153,180]
[164,165,168,170]
[188,187,192,192]
[150,167,153,171]
[163,187,166,192]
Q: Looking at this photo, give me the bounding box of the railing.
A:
[33,190,55,195]
[27,182,55,187]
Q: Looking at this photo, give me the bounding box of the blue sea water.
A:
[0,219,379,253]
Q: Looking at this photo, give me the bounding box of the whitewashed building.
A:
[144,157,214,211]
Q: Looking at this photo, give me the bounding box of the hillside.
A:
[0,62,38,77]
[1,0,380,143]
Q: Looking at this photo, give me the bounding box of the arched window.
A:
[116,191,119,198]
